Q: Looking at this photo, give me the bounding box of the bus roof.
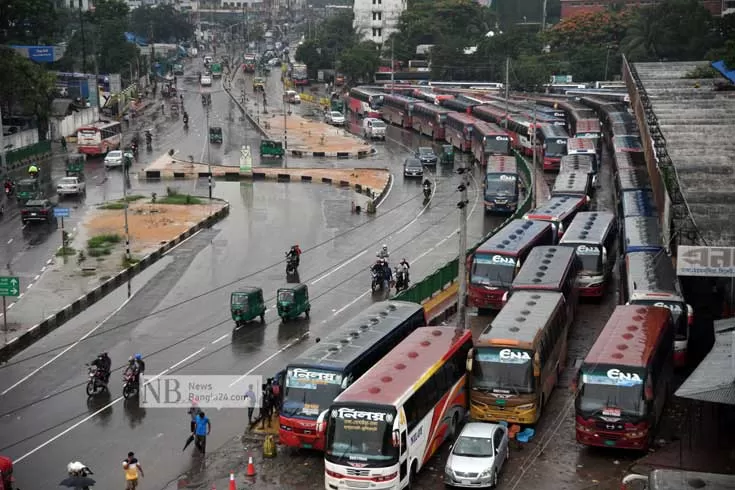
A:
[559,211,616,246]
[441,98,476,112]
[414,102,454,115]
[560,155,595,174]
[475,219,553,256]
[446,112,478,124]
[552,171,591,198]
[609,122,639,137]
[613,135,643,152]
[583,305,672,367]
[471,121,507,136]
[607,111,636,125]
[471,105,507,123]
[539,124,570,139]
[511,246,577,291]
[616,167,651,192]
[525,195,586,222]
[78,120,119,130]
[621,190,657,218]
[350,87,386,97]
[288,301,424,372]
[486,155,517,174]
[625,251,684,300]
[567,138,596,152]
[614,151,647,169]
[574,119,601,133]
[383,94,419,105]
[333,327,470,406]
[623,217,663,252]
[478,291,565,347]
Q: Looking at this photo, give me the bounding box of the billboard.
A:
[676,246,735,277]
[11,45,63,63]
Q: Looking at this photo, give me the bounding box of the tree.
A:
[0,0,66,45]
[0,46,56,123]
[130,5,194,43]
[295,39,325,78]
[338,42,381,83]
[544,9,633,51]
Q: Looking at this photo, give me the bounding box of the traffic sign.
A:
[54,207,70,218]
[0,276,20,297]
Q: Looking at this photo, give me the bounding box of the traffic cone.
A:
[246,454,256,477]
[229,472,236,490]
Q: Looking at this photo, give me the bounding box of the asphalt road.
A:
[0,55,507,488]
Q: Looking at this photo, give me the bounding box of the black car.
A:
[403,157,424,178]
[415,147,438,165]
[21,199,55,225]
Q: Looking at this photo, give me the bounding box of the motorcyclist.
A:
[377,244,389,261]
[398,258,410,284]
[4,179,12,195]
[286,244,302,268]
[160,101,165,114]
[125,354,145,386]
[28,164,39,179]
[145,130,152,145]
[183,112,189,126]
[90,353,112,383]
[382,259,393,285]
[423,178,432,197]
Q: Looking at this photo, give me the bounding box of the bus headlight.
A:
[516,403,534,411]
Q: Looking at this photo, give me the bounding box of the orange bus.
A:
[76,121,122,156]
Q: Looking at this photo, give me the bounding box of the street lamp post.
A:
[206,105,212,199]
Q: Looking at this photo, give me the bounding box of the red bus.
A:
[524,195,587,241]
[411,103,452,140]
[348,88,384,118]
[573,118,602,142]
[445,112,477,151]
[279,302,425,450]
[322,327,472,490]
[574,305,674,450]
[471,121,510,166]
[484,155,520,213]
[76,121,122,156]
[469,219,555,310]
[538,124,569,170]
[381,94,418,128]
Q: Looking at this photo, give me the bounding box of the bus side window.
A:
[400,431,407,455]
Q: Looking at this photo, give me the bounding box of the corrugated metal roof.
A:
[675,322,735,405]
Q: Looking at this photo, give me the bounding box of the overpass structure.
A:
[623,59,735,250]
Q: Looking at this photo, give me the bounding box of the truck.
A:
[210,62,223,78]
[242,54,257,73]
[291,63,308,86]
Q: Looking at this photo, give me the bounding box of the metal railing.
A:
[6,140,52,167]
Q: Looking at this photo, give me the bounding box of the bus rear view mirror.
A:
[466,348,474,372]
[392,430,400,448]
[316,409,329,434]
[570,372,580,393]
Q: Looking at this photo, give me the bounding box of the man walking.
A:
[244,384,257,425]
[122,452,144,490]
[194,411,211,455]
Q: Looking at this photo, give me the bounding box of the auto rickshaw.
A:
[66,153,86,177]
[201,93,211,106]
[253,77,265,91]
[230,287,266,326]
[276,284,310,321]
[440,144,455,165]
[170,99,179,118]
[209,127,223,144]
[260,139,284,158]
[16,178,41,204]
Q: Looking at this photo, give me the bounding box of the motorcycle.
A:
[394,267,409,292]
[371,265,387,292]
[286,254,298,276]
[183,115,189,128]
[423,183,431,200]
[85,365,108,396]
[4,183,14,198]
[122,370,139,399]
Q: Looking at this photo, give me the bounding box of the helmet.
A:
[382,244,387,250]
[134,353,142,360]
[128,356,134,362]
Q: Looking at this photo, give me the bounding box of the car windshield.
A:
[278,290,294,302]
[325,407,398,465]
[60,177,77,184]
[472,347,534,394]
[282,368,344,418]
[453,435,494,457]
[485,175,518,196]
[471,254,516,287]
[371,120,386,128]
[331,112,342,117]
[576,370,645,418]
[405,159,422,168]
[107,151,121,158]
[418,148,433,155]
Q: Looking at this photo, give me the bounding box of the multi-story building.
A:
[353,0,406,45]
[560,0,723,19]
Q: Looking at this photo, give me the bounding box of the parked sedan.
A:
[444,422,509,488]
[403,157,424,178]
[57,176,86,197]
[326,111,345,126]
[415,146,438,165]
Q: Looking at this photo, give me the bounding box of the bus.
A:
[381,94,418,128]
[560,154,597,187]
[538,124,569,170]
[348,88,385,117]
[524,195,588,240]
[613,135,643,153]
[502,246,580,323]
[322,327,473,490]
[574,305,674,450]
[444,112,477,151]
[551,171,592,203]
[572,118,602,143]
[559,211,617,298]
[505,115,539,156]
[291,63,309,85]
[76,121,122,156]
[440,95,484,114]
[616,167,651,195]
[279,301,425,450]
[469,219,555,310]
[428,81,504,90]
[411,103,452,141]
[567,138,599,183]
[468,290,570,424]
[620,190,657,219]
[484,155,520,214]
[613,151,646,171]
[621,251,694,367]
[621,217,663,254]
[471,121,510,166]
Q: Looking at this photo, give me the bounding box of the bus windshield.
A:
[485,175,517,197]
[471,255,516,287]
[485,136,509,155]
[576,370,645,418]
[573,245,603,274]
[634,300,685,338]
[282,368,344,419]
[545,139,567,157]
[472,347,534,394]
[325,407,398,465]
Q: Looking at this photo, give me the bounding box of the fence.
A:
[5,128,39,151]
[51,106,99,140]
[6,140,52,167]
[394,150,534,305]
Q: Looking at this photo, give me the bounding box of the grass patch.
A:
[99,275,111,281]
[121,255,141,268]
[56,246,76,257]
[81,270,96,277]
[156,194,203,205]
[88,247,112,257]
[99,202,126,210]
[124,194,145,202]
[88,234,121,249]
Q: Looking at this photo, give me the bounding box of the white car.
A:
[326,111,345,126]
[200,75,212,86]
[57,176,86,196]
[204,55,213,64]
[285,90,300,104]
[362,118,386,140]
[445,422,510,488]
[104,150,133,169]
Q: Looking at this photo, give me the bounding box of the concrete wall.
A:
[353,0,405,44]
[5,129,39,151]
[50,107,100,140]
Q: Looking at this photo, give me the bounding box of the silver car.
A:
[444,422,509,488]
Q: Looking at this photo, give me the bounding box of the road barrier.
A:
[397,151,534,320]
[5,140,53,172]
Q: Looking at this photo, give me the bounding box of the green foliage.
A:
[99,202,126,210]
[130,5,194,42]
[0,0,66,45]
[295,11,360,75]
[156,194,203,205]
[88,234,122,249]
[0,47,56,119]
[88,247,112,257]
[338,42,381,83]
[493,0,561,28]
[56,247,77,257]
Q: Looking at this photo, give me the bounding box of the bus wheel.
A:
[449,412,459,440]
[408,463,417,490]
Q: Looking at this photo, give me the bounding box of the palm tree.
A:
[622,8,666,61]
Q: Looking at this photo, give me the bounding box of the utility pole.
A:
[283,102,289,167]
[390,39,395,95]
[79,0,87,74]
[503,57,510,129]
[206,105,212,199]
[0,106,7,177]
[531,103,538,209]
[541,0,548,31]
[456,164,470,333]
[121,126,132,298]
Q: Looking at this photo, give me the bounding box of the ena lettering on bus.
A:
[496,136,509,140]
[499,175,516,181]
[492,255,516,265]
[499,349,531,361]
[555,139,566,145]
[576,245,600,255]
[333,407,393,423]
[653,301,683,314]
[606,368,641,382]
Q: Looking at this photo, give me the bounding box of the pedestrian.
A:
[122,452,144,490]
[194,411,211,454]
[188,400,201,434]
[244,384,257,424]
[60,137,67,152]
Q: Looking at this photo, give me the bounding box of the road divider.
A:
[0,200,231,363]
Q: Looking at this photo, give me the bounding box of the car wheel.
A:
[491,469,498,488]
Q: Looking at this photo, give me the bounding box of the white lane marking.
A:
[393,175,437,236]
[1,289,137,396]
[333,290,371,317]
[34,274,40,281]
[40,266,46,272]
[229,331,311,387]
[7,303,14,309]
[310,250,367,285]
[26,284,32,290]
[168,347,205,371]
[376,174,393,209]
[211,333,229,344]
[7,239,12,245]
[46,259,53,265]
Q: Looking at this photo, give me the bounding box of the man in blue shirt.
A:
[194,411,211,455]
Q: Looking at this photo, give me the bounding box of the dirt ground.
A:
[262,111,371,153]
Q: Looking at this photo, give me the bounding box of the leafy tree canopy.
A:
[130,5,194,43]
[0,0,65,45]
[0,46,56,119]
[338,41,381,83]
[295,11,360,76]
[544,9,634,50]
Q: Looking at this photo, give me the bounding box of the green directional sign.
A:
[0,276,20,297]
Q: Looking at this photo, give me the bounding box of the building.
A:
[560,0,723,19]
[353,0,406,45]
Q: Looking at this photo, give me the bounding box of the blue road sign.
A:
[54,207,70,218]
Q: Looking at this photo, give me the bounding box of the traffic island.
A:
[0,196,229,362]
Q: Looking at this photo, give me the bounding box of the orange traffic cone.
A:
[246,455,256,477]
[229,472,236,490]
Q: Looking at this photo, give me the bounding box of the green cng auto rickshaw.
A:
[276,284,310,321]
[66,153,86,176]
[440,144,455,165]
[230,287,266,326]
[209,127,223,144]
[16,178,41,204]
[260,139,285,158]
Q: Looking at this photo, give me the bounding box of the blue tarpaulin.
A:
[711,60,735,84]
[124,32,149,46]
